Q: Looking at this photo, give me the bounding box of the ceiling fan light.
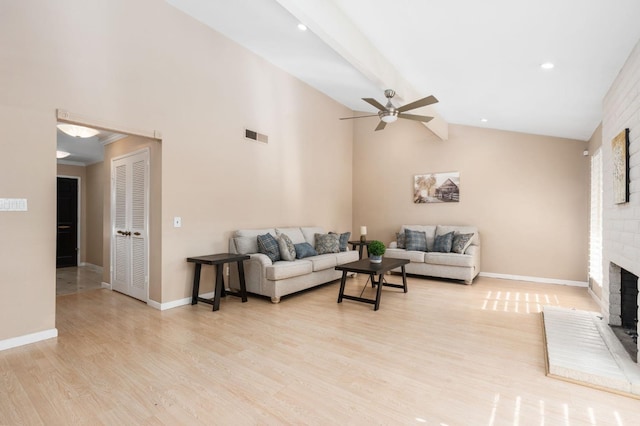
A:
[57,123,99,138]
[56,150,71,159]
[381,114,398,123]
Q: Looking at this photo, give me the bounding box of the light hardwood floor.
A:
[2,275,638,425]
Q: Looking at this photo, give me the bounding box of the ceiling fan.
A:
[340,89,438,131]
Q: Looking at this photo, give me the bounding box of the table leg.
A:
[237,260,248,302]
[213,263,224,311]
[374,273,384,311]
[401,266,408,293]
[337,271,348,303]
[191,263,202,305]
[358,245,364,259]
[370,273,376,288]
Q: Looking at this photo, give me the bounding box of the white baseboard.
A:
[479,272,588,287]
[80,263,103,274]
[101,282,112,290]
[587,287,606,311]
[148,291,215,311]
[0,328,58,352]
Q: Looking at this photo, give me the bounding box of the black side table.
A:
[348,240,372,259]
[187,253,250,311]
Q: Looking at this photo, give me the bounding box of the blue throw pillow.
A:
[294,242,318,259]
[257,233,281,262]
[330,231,352,252]
[405,229,427,252]
[433,231,454,253]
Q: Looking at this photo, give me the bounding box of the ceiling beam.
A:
[274,0,448,140]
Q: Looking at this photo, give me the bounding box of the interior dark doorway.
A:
[56,177,78,268]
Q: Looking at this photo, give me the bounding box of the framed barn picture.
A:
[414,172,460,203]
[612,128,629,204]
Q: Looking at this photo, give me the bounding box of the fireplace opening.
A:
[611,268,638,362]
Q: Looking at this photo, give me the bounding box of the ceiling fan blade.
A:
[397,95,438,112]
[339,114,379,120]
[397,113,434,123]
[374,121,387,131]
[362,98,386,111]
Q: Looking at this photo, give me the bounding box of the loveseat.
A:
[228,226,359,303]
[384,225,480,284]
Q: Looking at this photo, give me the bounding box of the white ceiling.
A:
[167,0,640,141]
[57,128,124,166]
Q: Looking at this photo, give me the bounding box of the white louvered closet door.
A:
[111,150,149,302]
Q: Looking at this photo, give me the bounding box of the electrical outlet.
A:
[173,217,182,228]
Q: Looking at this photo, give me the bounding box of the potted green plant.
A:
[368,240,386,263]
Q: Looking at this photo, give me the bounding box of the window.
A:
[589,148,603,286]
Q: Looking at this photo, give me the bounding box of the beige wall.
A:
[353,120,590,282]
[85,162,103,267]
[0,0,352,341]
[56,164,87,263]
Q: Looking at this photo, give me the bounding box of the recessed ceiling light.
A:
[297,23,307,31]
[481,118,488,123]
[57,123,99,138]
[540,62,555,70]
[56,150,71,159]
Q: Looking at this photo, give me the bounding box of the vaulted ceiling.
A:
[167,0,640,141]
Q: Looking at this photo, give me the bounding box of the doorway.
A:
[56,177,79,268]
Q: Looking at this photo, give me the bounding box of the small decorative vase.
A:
[369,255,382,263]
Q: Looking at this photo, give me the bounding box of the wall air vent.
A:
[245,128,268,144]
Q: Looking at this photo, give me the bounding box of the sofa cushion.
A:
[301,227,325,247]
[266,260,313,280]
[335,250,359,264]
[405,229,427,251]
[436,225,479,246]
[234,236,258,254]
[425,252,474,268]
[402,225,437,251]
[257,233,281,262]
[451,233,474,254]
[315,233,340,254]
[275,227,306,244]
[294,242,318,259]
[277,233,296,261]
[309,253,338,271]
[396,232,406,249]
[384,248,426,263]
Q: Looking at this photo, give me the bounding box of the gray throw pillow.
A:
[315,233,340,254]
[396,232,406,249]
[277,233,296,261]
[405,229,427,251]
[294,242,318,259]
[257,233,281,262]
[433,231,454,253]
[338,232,351,251]
[451,233,474,254]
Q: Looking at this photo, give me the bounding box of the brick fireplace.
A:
[601,39,640,363]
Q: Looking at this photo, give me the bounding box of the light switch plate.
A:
[0,198,28,211]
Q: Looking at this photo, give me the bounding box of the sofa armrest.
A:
[248,252,273,266]
[388,241,398,249]
[465,245,481,272]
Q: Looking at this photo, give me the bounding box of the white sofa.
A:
[384,225,481,284]
[228,226,359,303]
